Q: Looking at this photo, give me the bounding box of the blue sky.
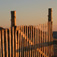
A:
[0,0,57,31]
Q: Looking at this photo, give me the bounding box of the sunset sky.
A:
[0,0,57,31]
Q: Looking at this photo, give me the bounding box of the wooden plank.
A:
[45,24,46,56]
[29,26,31,57]
[21,26,23,57]
[38,27,39,57]
[40,24,41,57]
[38,26,40,57]
[42,24,44,57]
[24,26,26,57]
[27,26,29,57]
[33,26,35,57]
[12,27,15,57]
[31,26,32,57]
[14,27,15,57]
[44,24,45,57]
[26,26,28,57]
[27,26,28,57]
[11,28,13,57]
[22,26,25,57]
[21,26,22,57]
[2,29,5,57]
[18,26,20,57]
[0,30,2,57]
[28,26,30,57]
[5,29,8,57]
[19,26,20,57]
[32,26,33,57]
[38,25,40,57]
[48,22,51,56]
[42,25,44,53]
[22,26,24,57]
[9,28,11,57]
[45,23,48,56]
[20,26,21,57]
[36,26,38,57]
[25,26,27,57]
[35,27,37,57]
[16,27,18,57]
[47,23,49,56]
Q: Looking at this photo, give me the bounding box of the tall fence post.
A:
[48,8,54,57]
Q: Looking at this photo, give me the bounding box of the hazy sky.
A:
[0,0,57,31]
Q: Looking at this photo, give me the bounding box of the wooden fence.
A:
[0,8,54,57]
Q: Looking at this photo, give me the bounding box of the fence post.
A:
[48,8,54,57]
[11,11,16,27]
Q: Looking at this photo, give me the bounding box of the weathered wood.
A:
[41,25,43,57]
[31,27,33,57]
[2,30,5,57]
[34,27,36,57]
[20,26,22,57]
[27,26,29,57]
[38,26,40,57]
[25,26,27,57]
[12,27,14,57]
[45,23,48,56]
[44,25,45,57]
[27,26,28,57]
[18,26,20,57]
[0,30,2,57]
[5,29,8,57]
[16,27,18,57]
[31,26,32,57]
[9,28,11,57]
[48,8,54,57]
[39,24,41,57]
[19,26,21,57]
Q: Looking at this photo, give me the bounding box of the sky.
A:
[0,0,57,31]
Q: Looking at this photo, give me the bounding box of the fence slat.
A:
[9,28,11,57]
[27,26,29,57]
[39,25,41,57]
[33,27,34,57]
[44,24,45,57]
[2,30,5,57]
[0,30,2,57]
[28,26,30,57]
[19,26,21,57]
[16,27,18,57]
[25,26,27,57]
[5,29,8,57]
[35,27,36,57]
[18,26,20,57]
[32,26,33,57]
[38,25,40,57]
[12,27,14,57]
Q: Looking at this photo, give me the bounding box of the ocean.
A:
[53,31,57,39]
